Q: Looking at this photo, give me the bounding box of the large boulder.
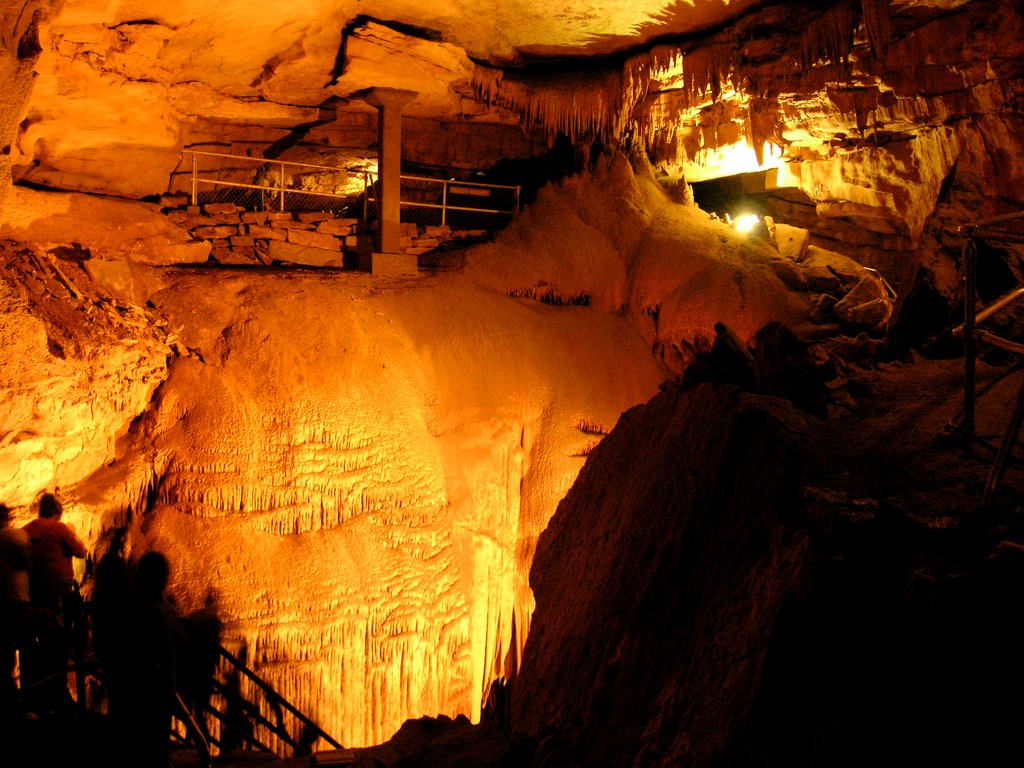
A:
[511,384,815,767]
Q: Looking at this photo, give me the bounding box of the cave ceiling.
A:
[11,0,780,135]
[4,0,1024,250]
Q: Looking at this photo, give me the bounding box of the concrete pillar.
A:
[363,88,417,275]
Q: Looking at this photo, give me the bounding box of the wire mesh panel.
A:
[398,176,444,227]
[180,151,367,216]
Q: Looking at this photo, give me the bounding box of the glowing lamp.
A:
[731,213,760,233]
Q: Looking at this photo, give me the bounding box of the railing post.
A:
[191,151,198,207]
[363,172,370,222]
[963,236,977,434]
[515,185,521,212]
[278,161,285,212]
[441,180,448,228]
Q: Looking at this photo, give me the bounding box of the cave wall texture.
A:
[1,0,1023,757]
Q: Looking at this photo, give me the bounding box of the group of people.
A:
[0,492,88,717]
[0,492,227,766]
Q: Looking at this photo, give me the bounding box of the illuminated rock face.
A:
[126,267,665,746]
[0,239,169,512]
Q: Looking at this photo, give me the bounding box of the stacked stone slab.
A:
[162,198,364,267]
[401,224,490,255]
[161,196,493,267]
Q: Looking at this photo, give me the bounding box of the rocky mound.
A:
[512,383,816,767]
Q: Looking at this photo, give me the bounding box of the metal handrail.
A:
[187,149,365,175]
[174,692,212,768]
[211,640,344,751]
[364,172,521,224]
[954,211,1024,434]
[183,148,521,224]
[185,149,367,212]
[13,594,339,764]
[952,210,1024,508]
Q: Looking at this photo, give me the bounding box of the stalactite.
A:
[860,0,892,65]
[746,96,781,166]
[472,64,625,143]
[801,0,857,77]
[680,44,734,106]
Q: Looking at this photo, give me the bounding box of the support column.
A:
[363,87,417,276]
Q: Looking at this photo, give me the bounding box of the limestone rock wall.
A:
[0,1,55,219]
[5,1,1020,314]
[0,238,169,512]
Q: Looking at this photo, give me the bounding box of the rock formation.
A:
[513,383,816,768]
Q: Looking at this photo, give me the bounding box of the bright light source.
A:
[732,213,760,233]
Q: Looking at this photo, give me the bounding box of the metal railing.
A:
[364,172,520,228]
[192,639,344,758]
[951,210,1024,508]
[181,149,520,228]
[8,595,342,764]
[183,149,367,214]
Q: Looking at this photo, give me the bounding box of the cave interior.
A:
[2,0,1024,766]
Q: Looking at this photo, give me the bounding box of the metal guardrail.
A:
[198,640,344,757]
[184,149,366,213]
[182,149,520,226]
[954,211,1024,432]
[951,210,1024,508]
[364,172,520,227]
[12,594,341,763]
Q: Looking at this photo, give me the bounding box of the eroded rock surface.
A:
[508,360,1024,768]
[512,384,815,767]
[0,239,169,512]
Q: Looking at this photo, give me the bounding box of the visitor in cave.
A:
[89,529,134,703]
[23,492,87,611]
[0,502,32,711]
[178,589,224,744]
[20,492,88,717]
[113,550,181,767]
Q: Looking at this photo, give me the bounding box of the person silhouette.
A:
[89,530,133,707]
[114,551,181,767]
[0,503,31,712]
[179,589,224,745]
[23,493,87,612]
[21,492,87,717]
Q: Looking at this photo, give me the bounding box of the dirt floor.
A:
[823,351,1024,520]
